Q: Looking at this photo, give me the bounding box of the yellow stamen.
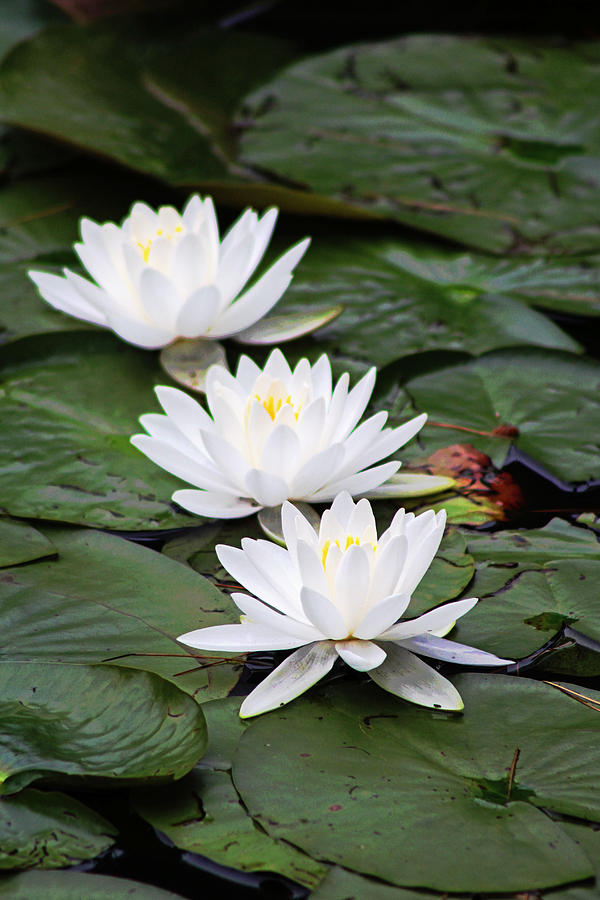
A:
[255,393,301,421]
[137,240,152,263]
[321,534,376,569]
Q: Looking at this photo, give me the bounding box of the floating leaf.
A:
[257,502,321,545]
[132,697,327,890]
[0,788,116,869]
[0,518,55,567]
[270,234,582,369]
[233,675,600,892]
[0,331,198,529]
[240,37,600,254]
[0,870,188,898]
[385,347,600,481]
[0,526,241,702]
[0,661,207,795]
[454,558,600,661]
[159,338,227,393]
[360,472,456,500]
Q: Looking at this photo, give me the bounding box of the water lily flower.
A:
[179,493,512,717]
[28,196,310,349]
[131,348,428,519]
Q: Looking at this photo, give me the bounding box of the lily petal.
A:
[368,644,464,711]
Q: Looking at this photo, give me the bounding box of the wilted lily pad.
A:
[240,36,600,254]
[233,675,600,892]
[0,661,207,795]
[0,526,241,702]
[385,347,600,481]
[0,788,116,869]
[0,331,198,529]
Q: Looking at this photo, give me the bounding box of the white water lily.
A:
[131,348,428,519]
[28,196,310,349]
[179,493,512,717]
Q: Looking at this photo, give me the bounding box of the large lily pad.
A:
[240,36,600,254]
[0,660,207,795]
[0,526,241,701]
[0,331,200,529]
[273,234,581,368]
[0,22,293,185]
[0,787,116,869]
[0,871,187,898]
[384,347,600,481]
[233,675,600,892]
[132,697,327,890]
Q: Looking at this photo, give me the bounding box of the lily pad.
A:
[0,331,199,529]
[0,22,293,186]
[233,675,600,892]
[272,235,581,368]
[311,868,446,900]
[240,36,600,254]
[385,347,600,481]
[0,787,116,869]
[0,526,241,702]
[159,338,227,393]
[454,558,600,661]
[0,517,55,567]
[0,660,207,795]
[0,871,188,898]
[132,697,327,890]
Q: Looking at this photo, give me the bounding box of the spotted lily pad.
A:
[240,36,600,254]
[233,675,600,892]
[0,788,116,869]
[0,518,55,567]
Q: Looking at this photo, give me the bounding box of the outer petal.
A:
[173,489,260,519]
[230,593,320,641]
[28,270,108,325]
[176,285,221,337]
[400,634,514,666]
[178,622,307,652]
[311,460,400,502]
[379,597,479,642]
[240,641,337,718]
[368,644,464,711]
[335,639,386,672]
[245,469,290,507]
[130,434,234,492]
[104,312,173,348]
[353,592,411,640]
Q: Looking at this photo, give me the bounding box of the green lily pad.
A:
[454,558,600,661]
[0,331,200,529]
[0,787,116,869]
[0,517,55,567]
[0,0,64,64]
[0,660,206,795]
[311,868,449,900]
[0,526,241,702]
[240,36,600,254]
[0,22,293,186]
[272,235,581,368]
[0,871,188,898]
[132,697,327,890]
[385,347,600,481]
[233,675,600,892]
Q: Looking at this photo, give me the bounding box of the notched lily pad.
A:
[385,347,600,482]
[233,675,600,892]
[0,788,116,870]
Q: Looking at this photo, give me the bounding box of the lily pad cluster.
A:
[0,5,599,899]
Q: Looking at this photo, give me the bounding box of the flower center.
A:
[136,226,183,263]
[321,534,377,569]
[255,392,301,422]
